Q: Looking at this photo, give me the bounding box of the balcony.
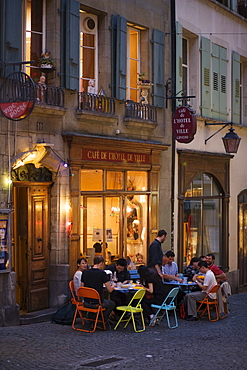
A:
[78,92,116,114]
[125,100,157,122]
[35,84,65,107]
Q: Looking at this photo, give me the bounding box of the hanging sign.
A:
[172,106,197,143]
[0,72,36,121]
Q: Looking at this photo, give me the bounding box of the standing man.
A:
[186,260,217,321]
[81,256,115,324]
[147,229,167,279]
[206,253,227,283]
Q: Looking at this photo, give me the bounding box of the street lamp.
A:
[205,122,241,154]
[222,126,241,153]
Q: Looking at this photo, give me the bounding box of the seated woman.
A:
[73,258,88,295]
[137,265,167,326]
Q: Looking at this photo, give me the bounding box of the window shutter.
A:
[152,29,164,108]
[63,0,79,91]
[219,46,228,120]
[232,51,240,124]
[200,37,211,118]
[0,0,22,77]
[176,22,182,106]
[111,15,127,100]
[211,43,221,119]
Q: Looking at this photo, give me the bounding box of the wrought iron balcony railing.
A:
[35,84,65,107]
[78,92,116,114]
[125,100,157,122]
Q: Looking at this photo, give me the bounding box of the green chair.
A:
[149,287,179,328]
[114,288,146,332]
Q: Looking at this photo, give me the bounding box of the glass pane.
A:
[130,59,138,88]
[87,197,103,259]
[126,194,148,264]
[203,173,212,196]
[192,173,202,197]
[31,0,43,33]
[83,33,95,48]
[83,48,95,79]
[0,215,9,271]
[106,172,123,190]
[127,171,148,191]
[81,170,103,191]
[129,30,138,59]
[203,199,220,265]
[182,38,187,64]
[183,199,202,265]
[105,197,120,263]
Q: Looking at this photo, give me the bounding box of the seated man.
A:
[81,255,115,324]
[186,260,217,321]
[162,251,182,282]
[183,257,200,281]
[107,258,130,313]
[206,253,227,283]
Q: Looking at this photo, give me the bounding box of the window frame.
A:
[126,25,140,102]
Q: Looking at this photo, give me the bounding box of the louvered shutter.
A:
[232,51,240,124]
[152,29,165,108]
[211,43,220,119]
[176,22,182,106]
[111,15,127,100]
[219,46,228,120]
[63,0,79,91]
[200,37,211,118]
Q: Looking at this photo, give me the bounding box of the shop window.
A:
[183,173,222,267]
[81,170,103,191]
[106,172,123,190]
[25,0,45,82]
[80,12,98,93]
[80,169,149,264]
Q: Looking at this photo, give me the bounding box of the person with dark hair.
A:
[199,255,206,261]
[81,256,115,324]
[162,252,182,282]
[137,265,167,325]
[73,258,88,294]
[147,229,167,279]
[206,253,227,282]
[185,260,217,321]
[107,258,130,315]
[183,257,200,281]
[93,242,102,253]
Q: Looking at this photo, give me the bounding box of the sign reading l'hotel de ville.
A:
[172,106,197,143]
[82,149,150,164]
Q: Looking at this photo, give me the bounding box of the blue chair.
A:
[149,287,180,328]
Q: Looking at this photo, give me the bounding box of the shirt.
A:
[183,265,200,281]
[163,261,178,276]
[81,268,109,303]
[204,269,217,299]
[107,264,130,282]
[147,239,163,269]
[73,270,82,294]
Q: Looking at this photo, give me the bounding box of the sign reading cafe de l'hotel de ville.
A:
[172,106,197,143]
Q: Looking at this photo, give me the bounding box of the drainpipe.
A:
[170,0,176,251]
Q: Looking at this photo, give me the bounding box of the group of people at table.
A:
[73,229,227,328]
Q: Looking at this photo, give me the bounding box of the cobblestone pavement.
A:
[0,292,247,370]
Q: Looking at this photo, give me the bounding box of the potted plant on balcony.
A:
[137,72,150,84]
[38,51,56,71]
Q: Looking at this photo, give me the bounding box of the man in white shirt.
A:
[186,260,217,321]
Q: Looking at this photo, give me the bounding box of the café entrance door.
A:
[13,184,50,312]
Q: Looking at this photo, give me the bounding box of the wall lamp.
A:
[205,122,241,154]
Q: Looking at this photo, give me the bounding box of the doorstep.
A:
[20,307,57,325]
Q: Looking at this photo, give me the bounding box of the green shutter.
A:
[219,46,228,120]
[211,43,220,119]
[111,15,127,100]
[152,29,164,108]
[232,51,240,124]
[200,37,211,118]
[176,22,182,106]
[61,0,79,91]
[0,0,22,77]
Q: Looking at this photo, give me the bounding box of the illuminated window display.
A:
[80,169,148,264]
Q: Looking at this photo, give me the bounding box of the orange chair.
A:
[72,287,106,333]
[69,280,84,320]
[196,284,220,322]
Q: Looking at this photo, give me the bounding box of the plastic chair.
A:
[72,287,106,333]
[196,284,220,322]
[114,288,146,332]
[149,287,180,328]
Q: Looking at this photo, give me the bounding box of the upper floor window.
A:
[25,0,45,80]
[80,12,98,94]
[126,26,140,102]
[182,37,188,95]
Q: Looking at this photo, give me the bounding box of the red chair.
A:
[72,287,106,333]
[196,284,220,322]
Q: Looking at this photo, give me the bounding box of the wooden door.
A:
[27,185,50,311]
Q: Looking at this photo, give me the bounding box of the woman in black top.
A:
[137,265,167,325]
